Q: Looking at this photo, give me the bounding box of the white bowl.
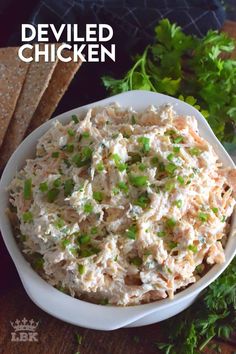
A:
[0,90,235,330]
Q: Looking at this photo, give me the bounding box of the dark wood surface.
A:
[0,21,236,354]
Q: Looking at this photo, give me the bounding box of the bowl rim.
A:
[0,90,235,330]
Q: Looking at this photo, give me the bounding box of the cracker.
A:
[0,47,32,147]
[27,50,82,134]
[0,44,58,170]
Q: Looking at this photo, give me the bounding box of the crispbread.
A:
[0,47,31,147]
[0,44,58,170]
[27,50,82,134]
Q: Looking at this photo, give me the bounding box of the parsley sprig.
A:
[103,19,236,148]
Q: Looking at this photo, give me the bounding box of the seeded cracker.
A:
[0,47,32,147]
[0,44,58,171]
[27,50,82,134]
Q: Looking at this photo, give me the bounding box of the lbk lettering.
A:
[11,331,38,342]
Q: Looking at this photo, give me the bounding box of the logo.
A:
[10,318,39,342]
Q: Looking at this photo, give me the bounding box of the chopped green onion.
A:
[51,151,59,158]
[134,193,150,209]
[23,179,32,200]
[173,136,183,144]
[64,144,74,153]
[90,227,98,235]
[78,264,85,275]
[22,211,33,223]
[130,256,142,266]
[100,298,109,305]
[39,182,48,192]
[72,147,92,167]
[82,131,90,138]
[72,114,79,123]
[125,224,138,240]
[164,181,175,192]
[129,174,148,187]
[173,146,180,153]
[112,153,127,172]
[112,187,119,195]
[78,234,91,244]
[117,181,129,194]
[54,218,65,229]
[165,163,177,175]
[198,212,209,222]
[166,218,176,228]
[188,244,198,253]
[63,158,71,168]
[64,178,75,197]
[167,153,174,161]
[211,207,219,214]
[174,199,182,208]
[33,255,44,270]
[80,246,100,257]
[169,241,178,249]
[61,239,70,249]
[177,176,185,185]
[221,215,226,222]
[157,231,166,237]
[189,147,202,156]
[53,178,61,188]
[47,188,60,203]
[93,191,104,202]
[150,156,159,167]
[67,128,76,137]
[96,162,104,172]
[138,163,147,171]
[196,264,204,273]
[84,203,93,213]
[131,115,136,124]
[138,136,150,153]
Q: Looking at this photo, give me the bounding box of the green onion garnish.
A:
[82,131,90,138]
[112,154,127,172]
[129,174,148,187]
[173,146,180,153]
[64,144,74,153]
[198,212,208,222]
[61,239,70,249]
[166,218,176,228]
[188,244,198,253]
[174,199,182,208]
[47,188,60,203]
[96,162,104,172]
[100,298,109,305]
[130,256,142,266]
[117,181,129,194]
[138,136,150,153]
[157,231,166,237]
[173,136,183,144]
[64,178,75,197]
[211,207,219,214]
[167,153,174,161]
[165,163,177,175]
[54,218,65,229]
[67,128,76,137]
[53,178,61,188]
[164,181,175,192]
[150,156,159,167]
[93,191,104,202]
[125,224,138,240]
[78,234,91,244]
[51,151,59,158]
[22,211,33,223]
[39,182,48,192]
[134,193,150,209]
[131,115,136,124]
[189,147,202,156]
[84,203,93,213]
[177,176,185,185]
[78,264,85,275]
[23,178,32,200]
[90,227,98,235]
[168,241,178,249]
[72,114,79,123]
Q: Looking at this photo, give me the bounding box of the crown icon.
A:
[10,318,39,332]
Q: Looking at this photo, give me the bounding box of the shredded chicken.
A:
[8,103,236,306]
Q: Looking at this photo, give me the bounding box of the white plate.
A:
[0,90,235,330]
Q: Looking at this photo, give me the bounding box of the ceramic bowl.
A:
[0,90,235,330]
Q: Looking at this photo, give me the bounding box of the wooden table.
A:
[0,21,236,354]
